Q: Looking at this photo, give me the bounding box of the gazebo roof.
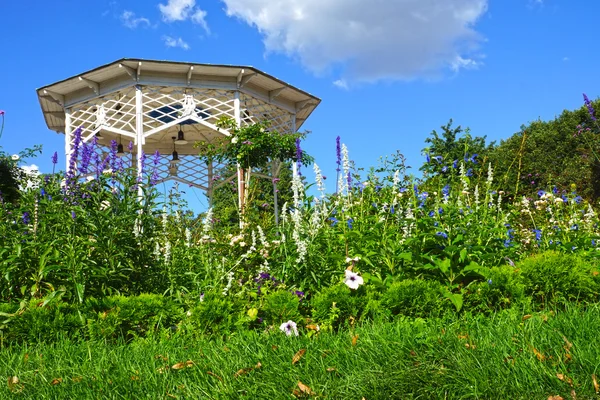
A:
[37,58,321,134]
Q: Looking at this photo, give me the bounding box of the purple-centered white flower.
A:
[279,320,299,336]
[344,269,364,290]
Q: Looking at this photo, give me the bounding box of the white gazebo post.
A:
[233,89,245,223]
[135,85,144,199]
[64,108,72,172]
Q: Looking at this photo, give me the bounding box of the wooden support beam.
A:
[268,87,286,103]
[187,65,194,86]
[236,68,245,87]
[295,99,314,112]
[239,73,257,88]
[119,63,137,81]
[79,77,99,94]
[43,90,65,106]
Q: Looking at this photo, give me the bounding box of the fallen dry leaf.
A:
[234,368,253,378]
[51,378,63,385]
[292,349,306,364]
[593,271,599,276]
[297,381,316,396]
[593,374,599,393]
[71,376,83,383]
[131,375,140,381]
[272,345,279,351]
[548,396,564,400]
[326,367,336,372]
[7,376,23,393]
[556,373,573,386]
[171,360,194,370]
[206,371,223,382]
[352,334,359,347]
[306,324,319,331]
[458,333,469,340]
[166,393,177,399]
[465,343,476,350]
[522,314,533,321]
[531,347,546,362]
[570,389,576,399]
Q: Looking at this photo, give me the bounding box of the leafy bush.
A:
[519,251,599,307]
[261,290,302,326]
[463,266,527,313]
[86,294,183,342]
[382,279,448,318]
[1,299,83,343]
[311,284,363,329]
[182,292,242,336]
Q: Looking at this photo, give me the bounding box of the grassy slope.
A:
[2,306,600,399]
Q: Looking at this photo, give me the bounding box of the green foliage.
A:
[183,292,241,336]
[86,294,183,342]
[261,290,302,326]
[311,284,363,329]
[382,279,448,318]
[489,99,600,202]
[519,251,598,307]
[463,266,527,313]
[196,119,312,171]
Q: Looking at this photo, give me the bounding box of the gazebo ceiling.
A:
[37,58,321,134]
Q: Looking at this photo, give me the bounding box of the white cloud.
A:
[159,0,210,32]
[333,79,348,90]
[221,0,488,83]
[121,10,151,29]
[163,35,191,50]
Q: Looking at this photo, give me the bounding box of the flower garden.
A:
[2,98,600,399]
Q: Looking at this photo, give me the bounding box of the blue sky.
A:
[0,0,598,209]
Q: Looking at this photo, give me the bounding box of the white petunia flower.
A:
[344,270,364,290]
[11,154,19,161]
[279,320,299,336]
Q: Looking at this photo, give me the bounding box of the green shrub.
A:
[311,284,363,329]
[382,279,447,318]
[183,292,241,336]
[2,299,84,343]
[463,266,528,313]
[86,294,183,342]
[261,290,302,326]
[519,251,599,307]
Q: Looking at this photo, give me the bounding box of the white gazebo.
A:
[36,58,320,208]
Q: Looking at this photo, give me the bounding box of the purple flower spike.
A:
[51,151,58,165]
[583,93,597,121]
[128,141,134,152]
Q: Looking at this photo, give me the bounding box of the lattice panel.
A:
[141,87,235,135]
[69,88,137,142]
[153,155,225,190]
[240,93,294,133]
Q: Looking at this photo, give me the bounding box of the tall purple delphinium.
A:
[79,143,93,175]
[65,127,83,189]
[51,151,58,173]
[583,93,597,121]
[295,138,302,176]
[150,150,161,185]
[335,136,341,193]
[347,171,352,190]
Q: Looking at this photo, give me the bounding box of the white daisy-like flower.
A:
[11,154,19,161]
[231,136,239,144]
[344,270,364,290]
[279,320,299,336]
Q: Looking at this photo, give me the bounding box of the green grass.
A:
[2,305,600,399]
